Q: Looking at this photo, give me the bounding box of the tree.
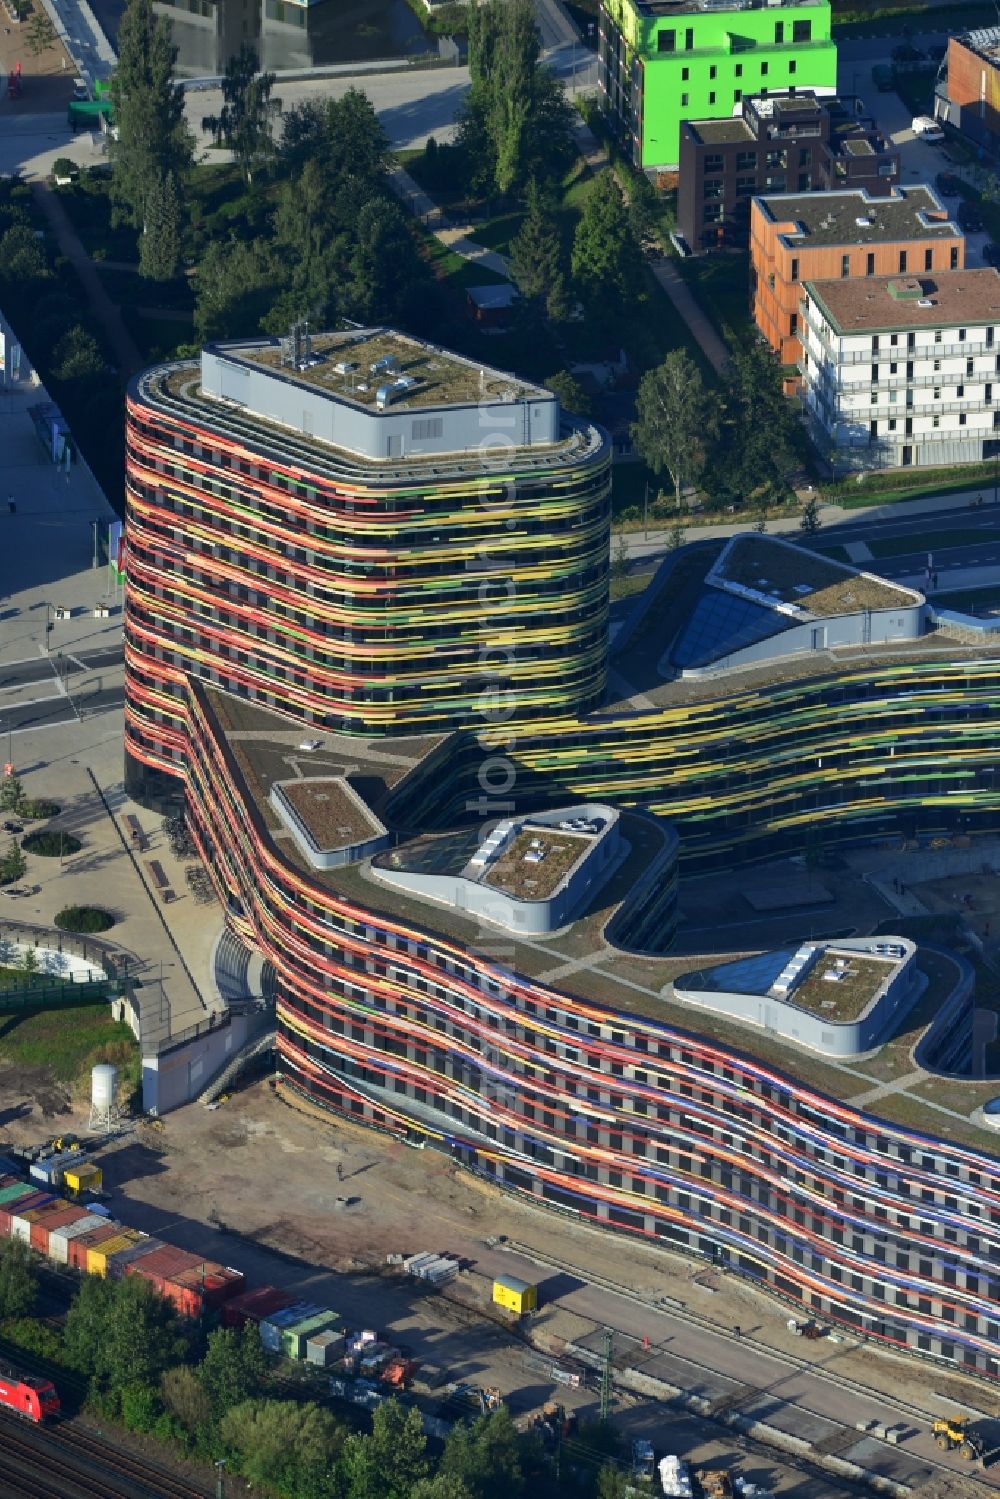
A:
[161,1365,212,1437]
[667,520,686,550]
[632,350,713,510]
[459,0,572,200]
[545,371,592,419]
[710,339,799,510]
[439,1407,525,1499]
[198,1325,267,1419]
[509,182,568,319]
[139,171,182,281]
[51,326,105,386]
[206,44,279,184]
[0,1237,37,1319]
[25,6,56,56]
[343,1399,429,1499]
[0,776,23,812]
[220,1398,346,1495]
[19,947,38,976]
[571,172,643,318]
[800,495,821,535]
[0,224,50,287]
[0,838,25,885]
[109,0,193,230]
[411,1478,476,1499]
[347,198,422,323]
[64,1274,188,1401]
[596,1464,631,1499]
[194,236,278,341]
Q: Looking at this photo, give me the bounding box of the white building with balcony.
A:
[799,268,1000,469]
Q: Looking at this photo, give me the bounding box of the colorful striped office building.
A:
[123,329,611,808]
[125,333,1000,1381]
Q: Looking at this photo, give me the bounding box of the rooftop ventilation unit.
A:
[370,354,399,377]
[916,298,935,306]
[855,216,872,227]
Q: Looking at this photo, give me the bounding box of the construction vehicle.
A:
[631,1438,655,1484]
[932,1415,985,1462]
[380,1356,417,1390]
[698,1471,734,1498]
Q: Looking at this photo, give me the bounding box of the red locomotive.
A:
[0,1361,59,1422]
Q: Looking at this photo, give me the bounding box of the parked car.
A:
[2,820,22,833]
[935,171,961,196]
[958,200,985,232]
[893,43,925,62]
[911,115,944,142]
[872,63,894,92]
[982,242,1000,266]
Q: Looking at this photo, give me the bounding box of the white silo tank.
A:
[89,1063,119,1130]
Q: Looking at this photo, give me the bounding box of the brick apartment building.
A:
[750,185,964,366]
[678,92,900,253]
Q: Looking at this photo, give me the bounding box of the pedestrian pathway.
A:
[649,257,730,377]
[388,164,510,280]
[32,181,143,376]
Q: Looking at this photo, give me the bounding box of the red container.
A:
[156,1276,205,1319]
[125,1245,203,1281]
[222,1284,294,1330]
[68,1224,121,1272]
[173,1262,245,1309]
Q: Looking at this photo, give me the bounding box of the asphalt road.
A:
[0,646,122,694]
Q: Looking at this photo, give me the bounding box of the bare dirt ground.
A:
[2,1076,999,1494]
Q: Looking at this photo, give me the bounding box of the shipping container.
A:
[9,1194,57,1243]
[87,1230,147,1279]
[124,1245,204,1283]
[306,1329,343,1367]
[0,1183,34,1205]
[260,1305,322,1354]
[26,1204,85,1254]
[29,1152,90,1188]
[171,1261,245,1308]
[284,1313,339,1361]
[222,1284,296,1330]
[492,1275,538,1316]
[63,1163,102,1195]
[154,1276,209,1319]
[68,1224,122,1272]
[106,1238,165,1281]
[48,1214,114,1266]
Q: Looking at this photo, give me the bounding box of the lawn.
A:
[832,1,998,35]
[0,1002,138,1094]
[865,526,1000,558]
[677,252,754,348]
[822,461,1000,509]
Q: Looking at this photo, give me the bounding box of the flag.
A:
[108,520,125,582]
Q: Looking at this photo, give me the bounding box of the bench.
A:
[146,859,174,903]
[123,813,148,853]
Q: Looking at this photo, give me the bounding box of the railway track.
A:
[0,1418,122,1499]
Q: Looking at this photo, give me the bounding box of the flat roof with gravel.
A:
[758,185,958,246]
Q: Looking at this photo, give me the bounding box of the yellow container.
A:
[87,1231,141,1278]
[64,1163,103,1194]
[492,1275,538,1316]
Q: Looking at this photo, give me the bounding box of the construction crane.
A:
[931,1415,984,1462]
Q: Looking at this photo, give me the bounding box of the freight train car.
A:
[0,1360,60,1422]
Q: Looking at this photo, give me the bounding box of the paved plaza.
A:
[0,325,220,1048]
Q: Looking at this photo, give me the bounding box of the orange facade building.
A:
[941,33,1000,142]
[750,186,964,366]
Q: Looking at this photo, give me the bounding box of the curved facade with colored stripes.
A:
[176,680,1000,1380]
[123,355,611,805]
[391,652,1000,869]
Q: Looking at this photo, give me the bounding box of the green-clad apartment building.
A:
[599,0,837,172]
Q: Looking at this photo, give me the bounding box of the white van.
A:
[912,115,945,142]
